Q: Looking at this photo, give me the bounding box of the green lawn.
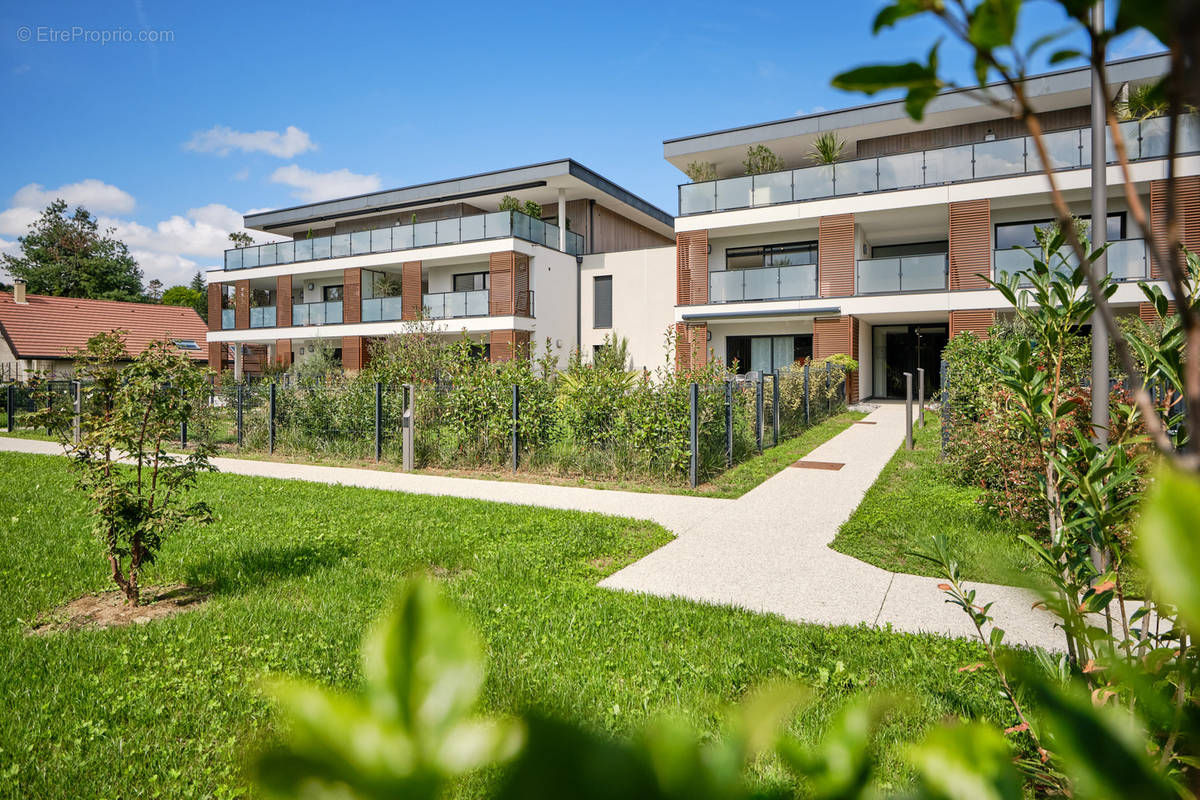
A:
[831,416,1042,587]
[2,451,1024,798]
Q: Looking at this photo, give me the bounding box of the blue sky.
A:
[0,0,1163,288]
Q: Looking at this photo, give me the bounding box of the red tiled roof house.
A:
[0,284,209,381]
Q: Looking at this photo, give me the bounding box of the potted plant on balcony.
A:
[809,132,846,165]
[684,161,716,182]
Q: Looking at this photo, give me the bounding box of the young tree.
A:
[146,278,163,302]
[2,200,144,301]
[228,231,254,249]
[161,285,204,309]
[35,331,215,605]
[189,270,205,293]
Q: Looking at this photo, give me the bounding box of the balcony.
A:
[292,300,343,326]
[422,290,490,320]
[361,296,405,323]
[855,254,947,295]
[679,115,1200,216]
[249,306,276,328]
[707,264,818,303]
[993,238,1147,283]
[223,210,586,270]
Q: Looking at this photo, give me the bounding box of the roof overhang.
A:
[680,306,842,322]
[244,159,675,239]
[663,53,1169,177]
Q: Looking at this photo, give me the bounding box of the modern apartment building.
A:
[205,160,675,377]
[207,53,1200,400]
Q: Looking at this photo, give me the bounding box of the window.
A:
[452,272,488,292]
[323,285,344,302]
[871,240,948,259]
[172,339,200,351]
[251,288,275,307]
[995,213,1125,250]
[593,275,613,329]
[364,269,402,299]
[725,335,812,374]
[726,241,817,270]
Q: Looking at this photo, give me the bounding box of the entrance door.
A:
[872,324,948,399]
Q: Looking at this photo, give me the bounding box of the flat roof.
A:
[663,53,1169,161]
[244,158,675,236]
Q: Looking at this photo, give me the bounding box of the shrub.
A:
[683,160,717,182]
[742,145,785,175]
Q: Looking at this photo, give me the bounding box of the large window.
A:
[323,285,344,302]
[995,213,1125,250]
[870,240,948,258]
[726,241,817,270]
[452,272,488,292]
[725,335,812,374]
[593,275,613,329]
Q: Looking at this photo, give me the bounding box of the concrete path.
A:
[0,412,1063,650]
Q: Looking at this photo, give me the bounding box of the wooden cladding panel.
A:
[342,336,364,371]
[234,280,250,329]
[813,315,858,401]
[848,318,860,402]
[207,284,222,332]
[855,106,1089,159]
[275,339,292,367]
[276,275,292,328]
[949,309,996,338]
[676,231,708,306]
[949,200,992,291]
[489,252,516,316]
[514,253,531,317]
[402,261,422,320]
[674,323,707,372]
[591,203,673,252]
[488,330,531,362]
[1139,301,1177,323]
[1149,177,1200,279]
[343,268,362,324]
[818,214,855,297]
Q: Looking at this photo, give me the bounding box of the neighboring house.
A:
[207,53,1200,400]
[0,283,209,381]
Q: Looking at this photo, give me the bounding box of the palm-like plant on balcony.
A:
[809,132,846,165]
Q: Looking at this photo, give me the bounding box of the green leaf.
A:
[1137,466,1200,633]
[832,61,938,94]
[909,722,1023,800]
[362,579,485,740]
[873,0,932,32]
[1048,48,1085,64]
[968,0,1020,49]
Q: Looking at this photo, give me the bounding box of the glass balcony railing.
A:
[221,308,235,330]
[422,290,490,320]
[707,264,818,303]
[361,296,405,322]
[993,238,1147,283]
[679,115,1200,216]
[856,254,947,295]
[249,306,276,328]
[292,300,343,326]
[223,210,586,270]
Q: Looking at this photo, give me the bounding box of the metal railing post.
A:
[178,387,188,448]
[940,360,950,454]
[71,380,81,444]
[755,373,764,452]
[917,367,925,428]
[6,384,14,432]
[724,378,733,468]
[803,362,810,427]
[511,384,520,472]
[772,370,780,447]
[402,383,414,472]
[236,383,244,448]
[689,382,699,488]
[268,382,276,454]
[374,381,383,463]
[826,362,832,416]
[904,372,914,451]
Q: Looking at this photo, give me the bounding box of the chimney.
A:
[12,278,27,304]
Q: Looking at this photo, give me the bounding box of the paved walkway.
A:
[0,410,1063,649]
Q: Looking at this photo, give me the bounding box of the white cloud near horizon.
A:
[12,179,136,215]
[184,124,316,158]
[269,164,382,202]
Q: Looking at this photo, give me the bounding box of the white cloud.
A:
[269,164,382,203]
[233,167,250,181]
[0,206,39,237]
[12,179,136,215]
[1111,29,1165,60]
[184,125,316,158]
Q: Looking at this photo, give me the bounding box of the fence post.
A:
[374,381,383,463]
[179,387,188,448]
[917,367,925,429]
[724,378,733,468]
[904,371,913,451]
[268,382,276,455]
[803,362,810,427]
[755,372,764,453]
[940,360,950,454]
[236,383,244,448]
[772,371,780,447]
[826,363,832,416]
[511,384,520,472]
[6,384,15,432]
[688,382,699,488]
[402,383,415,472]
[71,380,81,445]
